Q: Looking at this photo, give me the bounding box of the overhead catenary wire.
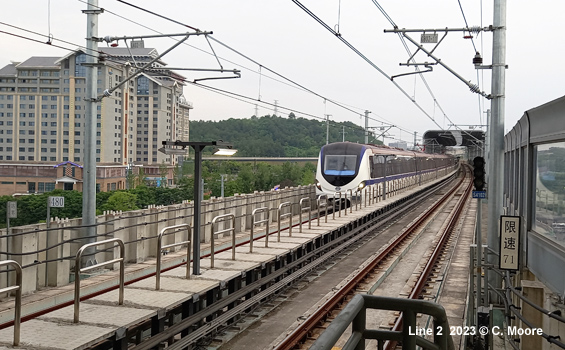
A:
[101,0,367,118]
[0,22,144,69]
[370,1,484,143]
[103,0,417,137]
[187,81,396,142]
[290,0,444,132]
[456,0,485,126]
[2,1,417,144]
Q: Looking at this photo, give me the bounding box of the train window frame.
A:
[323,154,357,176]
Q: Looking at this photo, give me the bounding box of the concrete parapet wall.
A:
[0,185,315,295]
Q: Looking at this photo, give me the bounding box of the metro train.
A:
[315,142,457,203]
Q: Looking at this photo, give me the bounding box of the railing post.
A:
[343,191,348,216]
[0,260,22,346]
[352,303,366,350]
[156,223,192,290]
[402,310,417,349]
[277,202,292,242]
[347,189,353,213]
[299,197,312,233]
[250,207,269,251]
[210,213,236,267]
[317,194,328,226]
[74,238,125,323]
[333,192,342,219]
[355,189,360,210]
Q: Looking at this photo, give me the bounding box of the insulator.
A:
[473,52,483,65]
[469,84,481,94]
[469,26,483,34]
[103,89,112,97]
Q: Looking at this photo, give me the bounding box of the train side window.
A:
[371,155,384,178]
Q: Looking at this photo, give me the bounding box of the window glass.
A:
[137,76,149,95]
[75,53,87,77]
[324,155,357,176]
[534,142,565,247]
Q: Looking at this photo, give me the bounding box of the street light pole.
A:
[220,174,226,198]
[160,140,236,276]
[192,144,204,275]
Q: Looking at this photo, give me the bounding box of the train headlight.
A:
[315,179,322,191]
[358,181,366,190]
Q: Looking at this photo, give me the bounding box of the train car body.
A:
[315,142,456,201]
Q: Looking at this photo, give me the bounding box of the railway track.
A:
[79,170,460,350]
[272,165,472,350]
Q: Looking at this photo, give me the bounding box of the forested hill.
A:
[189,114,381,157]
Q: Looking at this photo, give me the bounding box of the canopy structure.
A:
[423,130,485,155]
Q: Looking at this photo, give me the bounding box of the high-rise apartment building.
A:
[0,45,192,165]
[0,45,192,195]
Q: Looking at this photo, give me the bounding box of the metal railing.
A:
[317,194,329,225]
[74,238,125,323]
[502,270,565,349]
[346,189,353,213]
[156,224,191,290]
[310,294,454,350]
[0,260,22,346]
[250,207,270,251]
[333,192,342,219]
[210,213,236,268]
[354,189,360,211]
[299,197,312,233]
[277,202,292,241]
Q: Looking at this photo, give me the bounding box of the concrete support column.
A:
[11,227,38,294]
[201,199,212,243]
[57,219,71,286]
[520,280,544,349]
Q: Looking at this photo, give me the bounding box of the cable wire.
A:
[102,0,423,136]
[368,1,485,143]
[188,81,412,142]
[291,0,444,132]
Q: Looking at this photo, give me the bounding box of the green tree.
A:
[159,162,168,188]
[99,192,139,213]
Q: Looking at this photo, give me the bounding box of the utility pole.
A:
[325,114,331,145]
[413,131,417,150]
[484,109,491,186]
[274,100,278,116]
[487,0,506,301]
[220,174,226,198]
[254,104,258,118]
[364,110,370,144]
[341,126,346,142]
[82,0,101,259]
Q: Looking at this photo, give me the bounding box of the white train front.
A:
[315,142,457,203]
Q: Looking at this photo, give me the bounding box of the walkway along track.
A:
[273,165,471,350]
[113,172,461,350]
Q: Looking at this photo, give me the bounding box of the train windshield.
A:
[324,155,357,176]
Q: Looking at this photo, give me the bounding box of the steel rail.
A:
[130,174,457,350]
[384,166,472,350]
[273,169,466,350]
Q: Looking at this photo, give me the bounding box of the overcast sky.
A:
[1,1,564,146]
